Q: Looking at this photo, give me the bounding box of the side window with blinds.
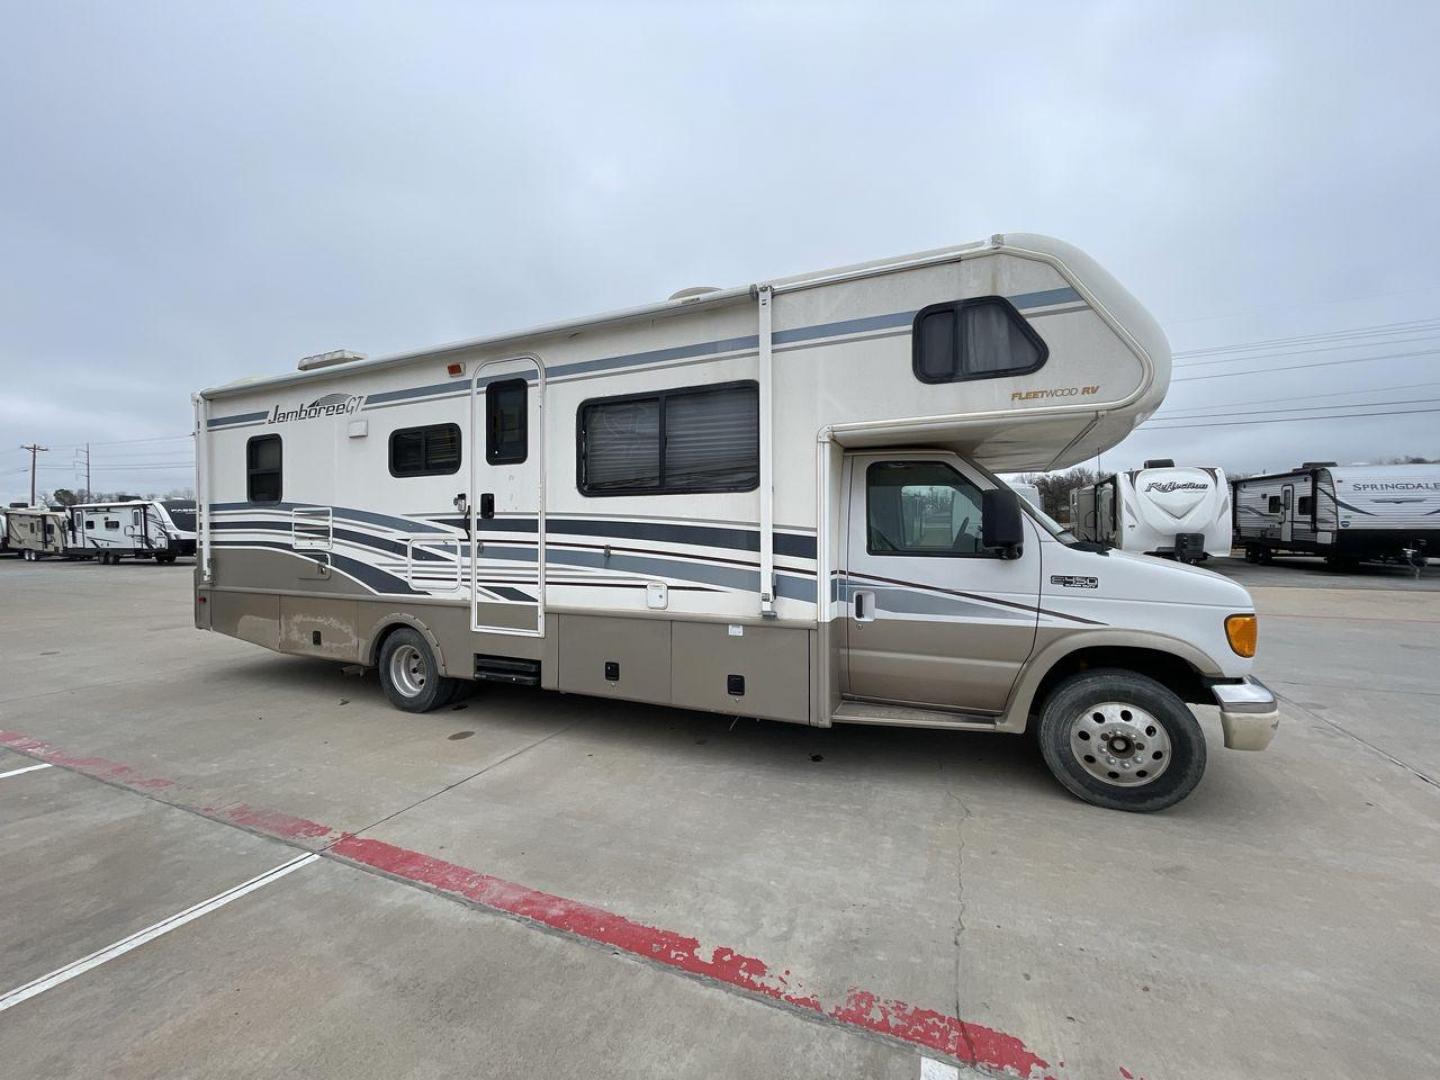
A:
[390,423,461,477]
[578,381,758,496]
[912,297,1047,383]
[247,434,283,503]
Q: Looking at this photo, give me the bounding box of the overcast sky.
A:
[3,1,1439,502]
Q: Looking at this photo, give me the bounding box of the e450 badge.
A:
[1050,574,1099,589]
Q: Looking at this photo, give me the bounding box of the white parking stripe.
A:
[920,1058,959,1080]
[0,763,52,780]
[0,853,318,1013]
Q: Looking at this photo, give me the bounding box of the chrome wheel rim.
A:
[388,644,428,698]
[1068,701,1172,787]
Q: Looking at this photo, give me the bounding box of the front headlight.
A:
[1225,613,1258,658]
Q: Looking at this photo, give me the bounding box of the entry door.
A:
[471,357,545,636]
[841,454,1040,714]
[1280,484,1295,543]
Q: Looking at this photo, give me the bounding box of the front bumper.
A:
[1207,676,1280,750]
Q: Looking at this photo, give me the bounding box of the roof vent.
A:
[1300,461,1338,469]
[297,349,366,372]
[668,286,721,301]
[1143,459,1175,469]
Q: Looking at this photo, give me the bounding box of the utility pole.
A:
[76,443,91,501]
[21,444,48,505]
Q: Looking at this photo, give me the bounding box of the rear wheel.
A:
[1037,669,1207,813]
[378,628,460,713]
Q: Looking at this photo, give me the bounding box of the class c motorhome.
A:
[1071,461,1232,562]
[1232,462,1440,569]
[64,499,196,564]
[193,234,1278,812]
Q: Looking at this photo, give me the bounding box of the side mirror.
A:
[982,488,1025,558]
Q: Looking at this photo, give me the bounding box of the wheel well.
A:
[367,621,413,668]
[1031,646,1210,710]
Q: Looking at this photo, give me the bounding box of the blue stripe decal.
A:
[210,502,452,535]
[1010,286,1083,309]
[208,410,269,429]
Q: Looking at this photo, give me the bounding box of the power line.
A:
[1174,316,1440,360]
[1147,395,1440,424]
[1139,404,1440,431]
[1153,379,1440,419]
[1172,345,1440,383]
[1175,329,1440,368]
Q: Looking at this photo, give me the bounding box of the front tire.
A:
[377,628,460,713]
[1037,669,1207,812]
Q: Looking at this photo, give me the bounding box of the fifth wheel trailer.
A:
[1232,462,1440,569]
[193,233,1278,812]
[1071,462,1232,562]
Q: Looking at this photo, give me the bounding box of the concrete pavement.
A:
[0,556,1436,1079]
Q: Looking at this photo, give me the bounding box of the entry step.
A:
[832,700,997,729]
[473,655,541,687]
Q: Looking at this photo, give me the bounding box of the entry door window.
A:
[866,461,987,556]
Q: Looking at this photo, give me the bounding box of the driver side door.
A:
[842,453,1040,714]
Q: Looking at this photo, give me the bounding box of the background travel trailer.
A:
[65,499,197,564]
[5,505,67,560]
[1072,462,1231,561]
[1009,480,1043,512]
[193,234,1280,811]
[1232,462,1440,568]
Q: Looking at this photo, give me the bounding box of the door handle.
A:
[480,493,495,520]
[853,589,876,623]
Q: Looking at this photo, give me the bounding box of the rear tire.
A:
[377,628,460,713]
[1037,669,1207,813]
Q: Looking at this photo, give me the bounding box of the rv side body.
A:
[5,506,66,559]
[194,234,1277,811]
[65,500,194,563]
[1233,464,1440,565]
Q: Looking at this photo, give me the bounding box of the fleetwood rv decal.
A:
[267,394,365,424]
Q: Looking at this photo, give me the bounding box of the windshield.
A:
[971,461,1083,545]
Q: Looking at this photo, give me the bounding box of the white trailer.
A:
[5,506,67,560]
[1232,462,1440,570]
[64,500,194,564]
[1009,480,1043,512]
[1072,461,1231,562]
[193,233,1278,812]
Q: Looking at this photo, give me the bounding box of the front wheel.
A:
[378,628,461,713]
[1037,669,1207,812]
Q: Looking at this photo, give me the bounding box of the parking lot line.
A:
[0,727,1066,1077]
[0,853,318,1015]
[0,762,53,780]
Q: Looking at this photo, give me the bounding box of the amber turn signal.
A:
[1225,613,1258,658]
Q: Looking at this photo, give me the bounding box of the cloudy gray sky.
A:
[3,0,1439,502]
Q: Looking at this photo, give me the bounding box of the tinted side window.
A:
[866,461,990,556]
[912,297,1047,384]
[389,423,461,477]
[486,380,528,465]
[247,435,282,503]
[1267,496,1282,513]
[578,382,758,496]
[1297,495,1313,515]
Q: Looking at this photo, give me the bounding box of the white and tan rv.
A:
[5,505,67,560]
[192,234,1278,812]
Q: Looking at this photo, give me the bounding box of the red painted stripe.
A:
[0,729,1060,1078]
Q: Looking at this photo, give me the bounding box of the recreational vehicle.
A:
[1072,461,1231,562]
[5,506,66,560]
[65,500,196,564]
[193,233,1278,812]
[1009,480,1043,513]
[1232,462,1440,570]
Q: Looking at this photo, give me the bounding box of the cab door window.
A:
[866,461,988,556]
